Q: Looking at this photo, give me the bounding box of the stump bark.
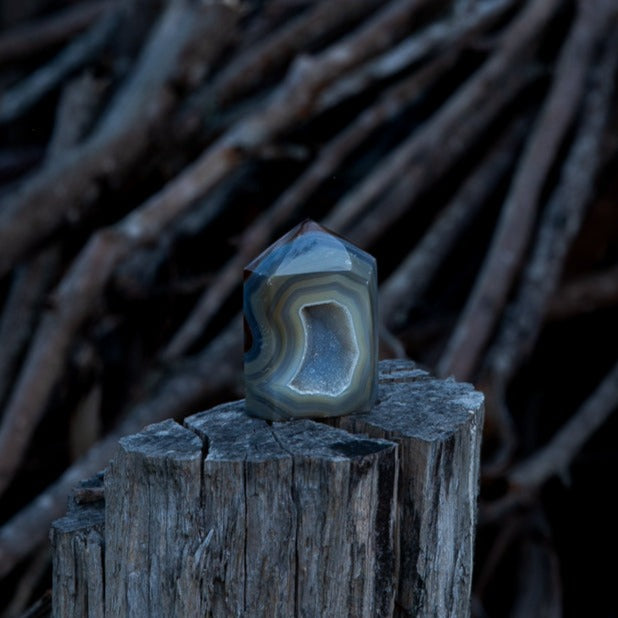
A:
[51,360,484,617]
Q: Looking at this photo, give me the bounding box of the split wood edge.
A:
[51,360,484,617]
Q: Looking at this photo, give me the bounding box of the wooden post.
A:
[51,360,483,617]
[50,475,105,618]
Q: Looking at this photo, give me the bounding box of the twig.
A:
[113,178,239,303]
[316,0,515,112]
[163,47,458,359]
[510,508,563,618]
[0,246,61,409]
[12,591,51,618]
[480,25,618,474]
[0,139,243,498]
[185,0,385,120]
[379,116,527,329]
[46,72,107,157]
[163,0,538,362]
[0,5,119,124]
[0,0,424,283]
[0,0,432,496]
[478,487,535,526]
[69,380,102,461]
[484,26,618,385]
[0,2,238,279]
[473,514,523,602]
[546,264,618,320]
[0,318,241,579]
[509,357,618,489]
[323,0,560,241]
[0,545,50,618]
[437,0,613,381]
[0,0,111,65]
[0,73,100,408]
[132,0,437,360]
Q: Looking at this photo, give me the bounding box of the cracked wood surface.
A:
[51,360,483,617]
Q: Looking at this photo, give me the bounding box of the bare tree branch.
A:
[316,0,515,112]
[509,357,618,489]
[547,264,618,320]
[0,0,112,66]
[0,4,119,123]
[437,0,613,381]
[379,116,527,329]
[0,2,238,279]
[164,45,458,359]
[324,0,561,242]
[0,318,241,579]
[480,25,618,473]
[183,0,385,122]
[484,27,618,386]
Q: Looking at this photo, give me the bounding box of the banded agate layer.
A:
[243,220,378,420]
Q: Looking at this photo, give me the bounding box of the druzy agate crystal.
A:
[243,219,378,420]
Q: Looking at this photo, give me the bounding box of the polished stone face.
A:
[243,219,378,420]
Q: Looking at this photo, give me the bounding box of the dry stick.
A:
[436,0,613,381]
[0,144,242,499]
[472,515,524,605]
[546,264,618,321]
[479,507,561,618]
[485,27,618,383]
[0,2,238,280]
[93,3,232,137]
[0,0,417,282]
[0,247,61,409]
[0,0,428,494]
[317,0,516,112]
[0,319,242,580]
[213,0,434,144]
[169,33,527,364]
[178,0,397,139]
[0,5,119,124]
[14,593,51,618]
[163,50,460,360]
[163,0,522,357]
[379,117,528,330]
[343,71,537,249]
[478,487,535,526]
[479,27,618,474]
[509,356,618,489]
[0,71,116,481]
[0,0,111,65]
[178,0,429,143]
[510,534,563,618]
[46,72,107,157]
[323,0,561,240]
[0,74,102,408]
[0,0,430,499]
[114,177,243,301]
[201,0,385,109]
[0,545,51,618]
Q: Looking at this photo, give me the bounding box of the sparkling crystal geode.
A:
[243,219,378,420]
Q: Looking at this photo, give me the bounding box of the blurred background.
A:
[1,0,617,615]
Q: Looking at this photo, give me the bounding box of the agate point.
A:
[243,219,378,420]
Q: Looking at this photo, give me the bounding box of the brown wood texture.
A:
[3,7,618,614]
[50,475,105,618]
[51,360,483,617]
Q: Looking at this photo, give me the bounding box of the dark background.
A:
[1,0,617,615]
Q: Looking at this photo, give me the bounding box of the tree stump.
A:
[51,360,484,617]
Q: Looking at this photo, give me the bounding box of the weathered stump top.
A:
[51,359,484,618]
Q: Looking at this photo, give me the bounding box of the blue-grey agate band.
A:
[243,224,378,420]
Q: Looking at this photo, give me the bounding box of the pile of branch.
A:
[1,0,617,614]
